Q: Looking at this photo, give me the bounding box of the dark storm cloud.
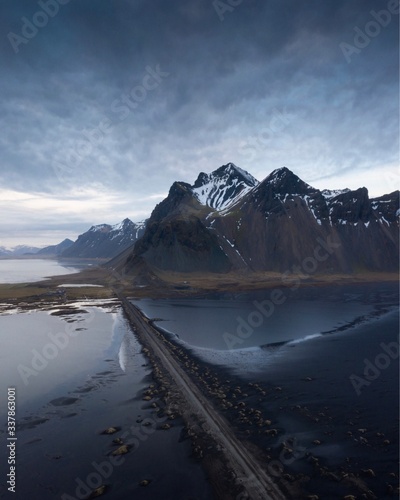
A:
[0,0,398,244]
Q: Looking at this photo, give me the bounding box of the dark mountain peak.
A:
[170,180,192,195]
[263,167,313,194]
[191,163,258,209]
[370,190,400,224]
[150,181,194,222]
[269,166,291,177]
[121,217,133,225]
[193,163,257,189]
[328,187,371,223]
[371,190,399,204]
[37,238,74,256]
[193,172,209,188]
[331,186,369,202]
[214,162,258,185]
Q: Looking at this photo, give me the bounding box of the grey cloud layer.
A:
[0,0,398,243]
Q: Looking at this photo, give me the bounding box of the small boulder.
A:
[111,445,129,456]
[101,427,118,435]
[88,485,107,498]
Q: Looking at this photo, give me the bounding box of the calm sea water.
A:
[0,259,84,284]
[0,302,212,499]
[133,283,397,350]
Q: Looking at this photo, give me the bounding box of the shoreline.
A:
[0,265,398,303]
[118,294,291,499]
[0,303,212,500]
[134,299,399,499]
[0,269,398,498]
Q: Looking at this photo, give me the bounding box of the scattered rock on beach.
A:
[111,445,129,456]
[139,479,151,487]
[88,485,107,498]
[102,427,119,435]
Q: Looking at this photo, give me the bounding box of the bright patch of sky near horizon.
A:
[0,0,398,246]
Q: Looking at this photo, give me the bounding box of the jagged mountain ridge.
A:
[63,218,146,259]
[120,164,399,275]
[210,168,399,272]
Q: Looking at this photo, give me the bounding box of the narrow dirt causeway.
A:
[118,293,287,500]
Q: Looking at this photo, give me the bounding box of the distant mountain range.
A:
[117,163,399,276]
[1,218,146,260]
[0,245,43,257]
[61,218,146,259]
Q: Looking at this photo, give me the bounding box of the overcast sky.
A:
[0,0,398,247]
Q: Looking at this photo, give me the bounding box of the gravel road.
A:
[118,293,287,500]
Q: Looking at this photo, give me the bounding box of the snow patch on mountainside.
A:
[192,163,258,210]
[321,188,350,199]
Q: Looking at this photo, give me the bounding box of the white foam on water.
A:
[287,333,322,346]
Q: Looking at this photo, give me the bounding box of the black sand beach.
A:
[132,282,399,499]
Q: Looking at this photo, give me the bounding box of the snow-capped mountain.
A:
[192,162,258,209]
[0,245,42,257]
[62,218,147,259]
[120,164,399,275]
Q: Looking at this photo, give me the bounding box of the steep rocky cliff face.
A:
[120,165,399,275]
[209,168,399,273]
[125,182,230,273]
